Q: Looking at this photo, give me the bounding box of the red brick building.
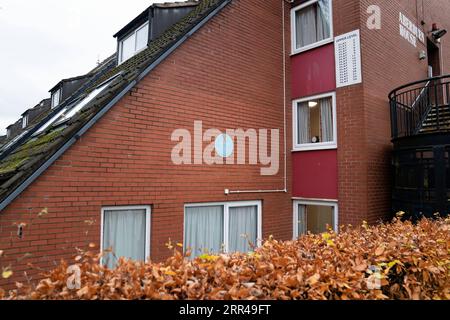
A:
[0,0,449,287]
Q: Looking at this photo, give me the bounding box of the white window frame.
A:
[100,205,151,264]
[293,91,337,151]
[291,0,334,55]
[183,200,263,254]
[293,199,338,239]
[22,115,28,129]
[51,88,61,109]
[118,22,149,64]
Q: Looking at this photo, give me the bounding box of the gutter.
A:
[0,0,232,212]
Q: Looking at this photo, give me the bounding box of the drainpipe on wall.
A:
[226,0,289,195]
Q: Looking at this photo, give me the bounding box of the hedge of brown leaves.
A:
[1,217,449,300]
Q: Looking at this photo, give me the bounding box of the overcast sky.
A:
[0,0,160,135]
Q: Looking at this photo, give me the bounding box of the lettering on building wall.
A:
[399,12,425,48]
[335,30,362,88]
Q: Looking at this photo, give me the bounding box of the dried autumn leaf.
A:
[354,263,368,272]
[307,273,320,286]
[375,246,385,256]
[2,268,13,279]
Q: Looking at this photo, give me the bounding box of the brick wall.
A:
[335,0,450,225]
[360,0,450,223]
[0,0,293,288]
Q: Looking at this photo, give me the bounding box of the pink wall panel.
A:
[292,150,338,200]
[291,44,336,99]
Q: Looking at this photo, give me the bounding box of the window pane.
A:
[229,206,258,253]
[51,89,61,108]
[120,34,135,63]
[297,204,307,236]
[306,205,334,234]
[297,102,310,144]
[185,206,224,258]
[297,96,333,145]
[103,209,147,269]
[136,23,149,52]
[320,97,333,142]
[295,0,331,49]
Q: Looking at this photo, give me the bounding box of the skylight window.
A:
[57,81,110,122]
[119,22,149,64]
[51,88,61,109]
[2,131,27,151]
[34,75,119,136]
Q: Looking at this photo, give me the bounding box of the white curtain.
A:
[297,102,310,144]
[296,4,317,48]
[317,0,331,41]
[296,0,330,49]
[103,209,147,269]
[185,206,224,258]
[229,206,258,253]
[297,204,307,237]
[320,97,333,142]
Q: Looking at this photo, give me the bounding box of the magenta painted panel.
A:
[291,44,336,99]
[292,149,338,200]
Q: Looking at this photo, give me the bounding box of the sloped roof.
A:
[0,54,117,158]
[0,0,230,211]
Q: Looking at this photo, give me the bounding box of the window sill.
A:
[292,143,337,152]
[291,37,334,56]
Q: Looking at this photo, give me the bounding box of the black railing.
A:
[389,74,450,139]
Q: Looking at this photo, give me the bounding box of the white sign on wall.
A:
[399,12,425,48]
[335,29,362,88]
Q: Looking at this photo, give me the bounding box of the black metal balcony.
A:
[389,75,450,219]
[390,75,450,140]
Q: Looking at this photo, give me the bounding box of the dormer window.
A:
[119,22,149,64]
[51,88,61,109]
[22,114,29,129]
[291,0,333,54]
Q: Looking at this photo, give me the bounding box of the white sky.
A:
[0,0,160,135]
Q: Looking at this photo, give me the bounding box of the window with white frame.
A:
[293,92,336,150]
[293,200,337,238]
[51,88,61,109]
[184,201,262,258]
[22,115,28,129]
[119,22,149,64]
[101,206,151,269]
[291,0,333,54]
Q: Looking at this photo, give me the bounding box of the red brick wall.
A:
[334,0,450,225]
[359,0,450,223]
[0,0,293,288]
